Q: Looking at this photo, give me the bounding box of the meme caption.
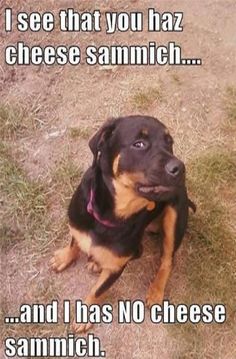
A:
[5,300,226,357]
[3,7,202,66]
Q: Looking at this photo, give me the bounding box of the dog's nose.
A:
[165,159,184,177]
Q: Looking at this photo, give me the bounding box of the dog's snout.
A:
[165,159,184,177]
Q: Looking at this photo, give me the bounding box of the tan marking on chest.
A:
[91,246,131,271]
[113,172,155,219]
[69,225,92,254]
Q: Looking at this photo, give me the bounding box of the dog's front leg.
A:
[146,205,177,307]
[73,267,124,333]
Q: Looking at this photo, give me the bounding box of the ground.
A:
[0,0,236,358]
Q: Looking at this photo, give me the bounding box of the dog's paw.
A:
[72,320,93,334]
[86,261,101,274]
[50,247,79,272]
[146,285,164,308]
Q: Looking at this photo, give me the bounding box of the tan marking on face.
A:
[69,225,92,255]
[113,172,156,219]
[112,154,121,176]
[164,128,170,135]
[141,128,148,136]
[146,206,177,307]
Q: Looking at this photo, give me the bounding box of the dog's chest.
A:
[69,225,92,254]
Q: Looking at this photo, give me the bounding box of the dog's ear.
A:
[89,118,117,161]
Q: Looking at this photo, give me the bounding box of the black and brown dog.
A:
[50,115,195,332]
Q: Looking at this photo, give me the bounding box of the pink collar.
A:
[87,189,116,228]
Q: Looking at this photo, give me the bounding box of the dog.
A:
[50,115,195,332]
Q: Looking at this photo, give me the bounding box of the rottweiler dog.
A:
[50,115,195,332]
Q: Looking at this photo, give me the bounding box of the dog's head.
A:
[89,116,185,218]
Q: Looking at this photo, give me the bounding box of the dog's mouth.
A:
[137,184,175,195]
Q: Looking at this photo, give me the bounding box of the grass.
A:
[0,143,49,251]
[47,154,83,242]
[69,126,93,140]
[223,86,236,132]
[52,155,83,205]
[0,149,81,342]
[0,145,82,251]
[186,151,236,305]
[131,87,162,110]
[224,86,236,124]
[169,149,236,357]
[0,102,39,139]
[1,277,66,347]
[0,143,61,344]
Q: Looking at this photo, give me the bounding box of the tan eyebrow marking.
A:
[141,128,149,136]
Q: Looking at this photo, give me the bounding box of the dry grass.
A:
[224,86,236,124]
[1,277,67,356]
[0,150,82,343]
[0,142,59,343]
[131,87,163,110]
[69,126,93,140]
[0,143,49,251]
[0,102,41,139]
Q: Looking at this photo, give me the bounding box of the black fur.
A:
[68,115,194,260]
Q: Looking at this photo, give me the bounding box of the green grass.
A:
[186,151,236,305]
[0,137,83,253]
[169,149,236,357]
[131,87,162,110]
[52,155,83,205]
[0,143,49,251]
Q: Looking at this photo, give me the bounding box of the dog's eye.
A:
[132,140,148,149]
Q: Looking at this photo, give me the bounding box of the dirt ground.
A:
[0,1,236,358]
